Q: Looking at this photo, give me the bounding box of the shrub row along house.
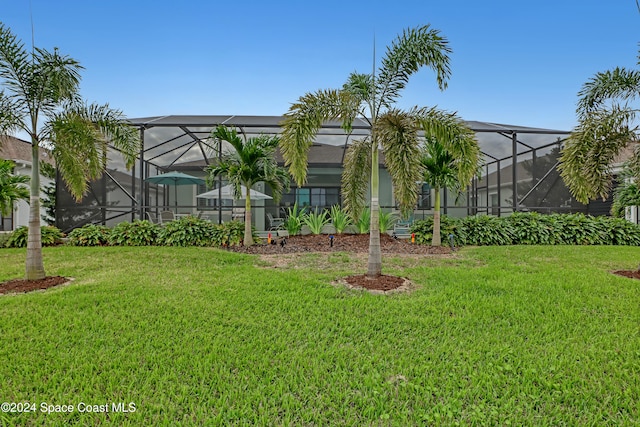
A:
[51,114,615,233]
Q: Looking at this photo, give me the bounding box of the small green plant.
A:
[108,220,159,246]
[355,208,370,234]
[303,208,330,234]
[378,211,397,234]
[329,205,352,234]
[283,203,307,236]
[68,224,111,246]
[6,226,64,248]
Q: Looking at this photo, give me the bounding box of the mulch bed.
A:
[612,270,640,280]
[0,276,69,295]
[231,233,452,255]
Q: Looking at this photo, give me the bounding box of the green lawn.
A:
[1,245,639,426]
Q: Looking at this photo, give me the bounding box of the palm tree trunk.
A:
[432,187,441,246]
[243,188,253,246]
[367,146,382,277]
[26,141,45,280]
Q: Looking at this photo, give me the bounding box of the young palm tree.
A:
[559,52,640,203]
[420,131,480,246]
[0,158,29,217]
[206,125,289,246]
[0,23,140,280]
[280,25,480,277]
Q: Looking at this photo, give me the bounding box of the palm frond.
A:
[48,102,139,201]
[84,103,140,168]
[206,125,289,205]
[0,91,23,138]
[376,25,451,111]
[559,106,637,203]
[421,137,458,190]
[341,137,372,219]
[577,68,640,116]
[0,158,29,216]
[280,89,360,185]
[416,107,481,187]
[0,23,30,97]
[377,109,422,217]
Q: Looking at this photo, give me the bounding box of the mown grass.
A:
[0,245,639,426]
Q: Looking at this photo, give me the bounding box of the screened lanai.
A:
[55,115,582,232]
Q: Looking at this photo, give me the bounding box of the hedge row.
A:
[411,212,640,246]
[3,218,249,248]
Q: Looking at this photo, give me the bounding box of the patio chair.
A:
[160,210,175,224]
[232,207,245,221]
[145,212,159,224]
[267,212,285,230]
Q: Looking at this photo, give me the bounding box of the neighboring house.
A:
[0,136,54,231]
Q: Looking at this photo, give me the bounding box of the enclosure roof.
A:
[127,115,570,169]
[129,115,567,134]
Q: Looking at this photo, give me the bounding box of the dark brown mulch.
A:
[343,274,407,291]
[231,233,452,255]
[612,270,640,280]
[0,276,69,295]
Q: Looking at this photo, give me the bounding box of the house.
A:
[55,115,581,231]
[0,136,54,231]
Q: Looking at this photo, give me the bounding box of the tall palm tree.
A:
[420,129,480,246]
[559,53,640,203]
[280,25,480,277]
[0,158,29,217]
[206,125,289,246]
[0,23,140,280]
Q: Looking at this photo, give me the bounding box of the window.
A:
[417,184,431,209]
[282,187,340,210]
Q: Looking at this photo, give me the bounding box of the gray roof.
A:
[0,135,54,165]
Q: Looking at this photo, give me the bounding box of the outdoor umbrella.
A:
[145,171,205,212]
[196,184,272,201]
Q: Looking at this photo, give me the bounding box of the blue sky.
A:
[3,0,639,131]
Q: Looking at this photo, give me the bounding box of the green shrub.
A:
[329,205,352,234]
[214,221,248,247]
[379,211,397,234]
[355,208,370,234]
[108,220,159,246]
[157,217,217,247]
[6,226,64,248]
[505,212,555,245]
[595,216,640,246]
[303,208,330,234]
[411,215,464,245]
[0,233,8,248]
[552,213,604,245]
[460,215,514,246]
[67,224,111,246]
[283,203,307,236]
[412,212,640,247]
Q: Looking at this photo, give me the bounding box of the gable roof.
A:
[0,135,54,166]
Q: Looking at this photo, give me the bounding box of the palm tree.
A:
[280,25,480,277]
[559,52,640,203]
[420,129,480,246]
[0,158,29,217]
[206,125,289,246]
[0,23,140,280]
